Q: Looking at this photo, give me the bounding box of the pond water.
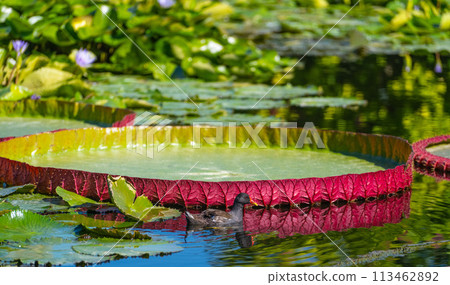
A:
[93,54,449,267]
[21,147,394,181]
[91,174,449,267]
[0,117,97,138]
[1,54,449,267]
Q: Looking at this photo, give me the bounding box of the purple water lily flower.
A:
[414,5,420,11]
[75,48,96,68]
[12,40,29,56]
[158,0,175,9]
[30,94,41,100]
[435,62,442,73]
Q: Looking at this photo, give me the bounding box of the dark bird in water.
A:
[185,193,258,227]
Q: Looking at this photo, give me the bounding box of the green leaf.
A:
[48,213,134,228]
[291,97,367,108]
[20,67,74,96]
[0,84,33,101]
[107,176,180,222]
[78,226,152,240]
[72,238,183,257]
[0,184,35,197]
[0,201,17,216]
[0,210,64,242]
[56,186,105,207]
[6,194,69,213]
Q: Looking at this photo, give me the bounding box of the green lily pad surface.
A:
[48,213,132,229]
[0,117,96,138]
[0,210,68,242]
[4,194,69,213]
[22,147,397,181]
[0,184,35,198]
[426,143,450,159]
[291,97,367,108]
[0,208,183,265]
[56,187,105,207]
[72,238,183,257]
[107,176,181,222]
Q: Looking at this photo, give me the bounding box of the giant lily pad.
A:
[413,135,450,179]
[0,99,135,138]
[0,117,97,138]
[0,126,412,206]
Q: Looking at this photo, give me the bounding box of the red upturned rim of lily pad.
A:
[412,135,450,180]
[0,99,136,142]
[0,126,413,207]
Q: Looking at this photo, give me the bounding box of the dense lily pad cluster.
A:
[88,74,366,123]
[0,178,182,266]
[0,0,292,83]
[223,0,450,57]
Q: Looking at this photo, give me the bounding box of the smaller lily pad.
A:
[107,176,181,222]
[78,225,152,240]
[72,238,183,257]
[0,184,35,198]
[0,201,17,216]
[291,97,367,108]
[6,194,69,213]
[0,209,65,242]
[217,99,286,110]
[49,213,133,228]
[56,186,106,207]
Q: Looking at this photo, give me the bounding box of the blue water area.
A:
[93,174,449,267]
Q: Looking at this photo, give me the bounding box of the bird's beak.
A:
[250,198,258,206]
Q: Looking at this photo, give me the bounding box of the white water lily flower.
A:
[10,210,24,219]
[200,41,223,54]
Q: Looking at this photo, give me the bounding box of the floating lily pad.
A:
[183,113,280,124]
[291,97,367,108]
[49,213,132,228]
[107,176,181,222]
[0,184,35,198]
[426,144,450,159]
[0,201,17,216]
[0,239,112,266]
[5,194,69,213]
[72,238,183,257]
[217,99,286,110]
[234,84,320,100]
[0,117,97,138]
[56,186,105,207]
[0,210,66,242]
[79,226,152,240]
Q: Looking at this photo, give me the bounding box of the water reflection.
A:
[142,190,411,239]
